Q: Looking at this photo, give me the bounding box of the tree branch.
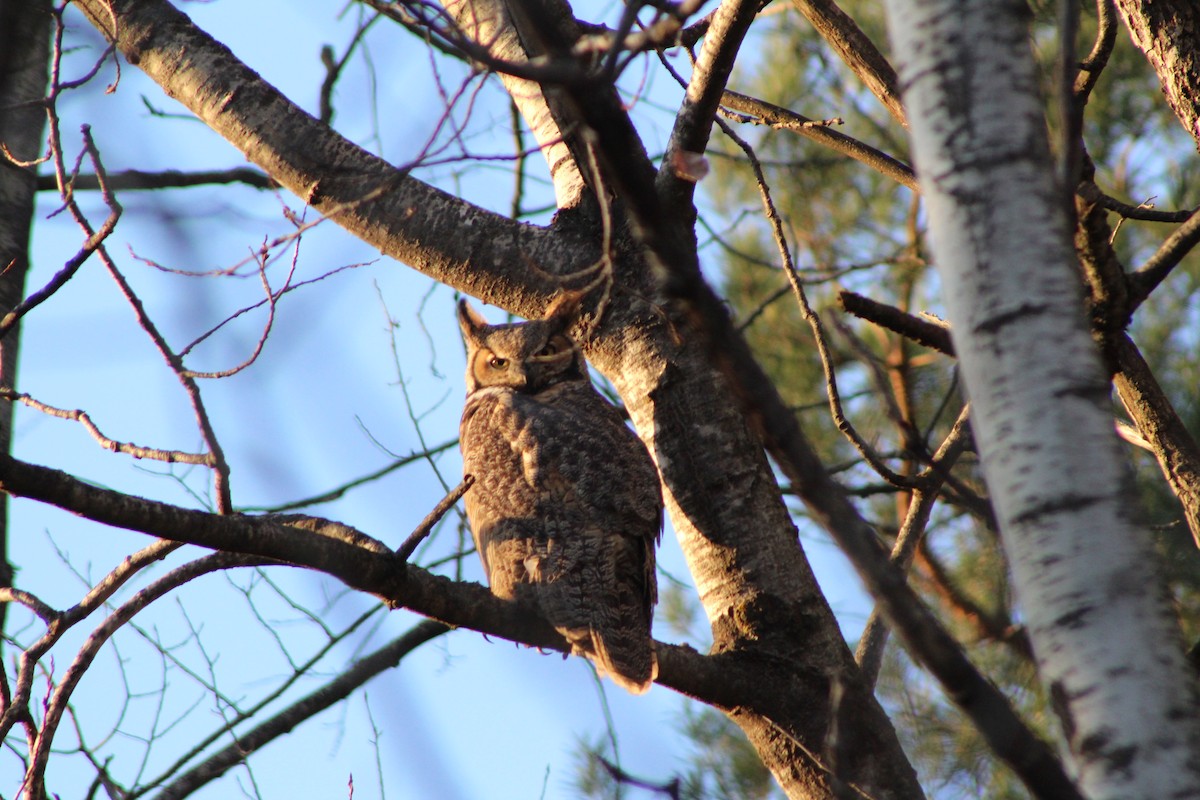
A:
[149,620,451,800]
[721,90,917,190]
[35,166,276,192]
[1112,333,1200,548]
[656,0,765,209]
[789,0,906,127]
[838,290,953,355]
[69,0,577,317]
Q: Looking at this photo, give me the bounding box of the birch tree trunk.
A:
[884,1,1200,797]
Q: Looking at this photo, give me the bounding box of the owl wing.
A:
[460,387,549,599]
[527,385,662,693]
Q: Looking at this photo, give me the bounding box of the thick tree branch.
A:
[69,0,577,317]
[1113,333,1200,548]
[0,450,907,786]
[1115,0,1200,152]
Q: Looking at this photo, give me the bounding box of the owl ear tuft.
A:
[457,299,489,341]
[543,290,584,327]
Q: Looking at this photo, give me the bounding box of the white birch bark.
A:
[441,0,587,209]
[883,1,1200,798]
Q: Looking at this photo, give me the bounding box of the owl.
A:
[457,293,663,694]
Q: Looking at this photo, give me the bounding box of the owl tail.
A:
[585,630,658,695]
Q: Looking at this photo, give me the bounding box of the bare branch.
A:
[720,90,918,191]
[656,0,764,207]
[36,167,276,193]
[1077,180,1193,223]
[1113,333,1200,548]
[838,290,954,355]
[241,440,459,513]
[148,620,450,800]
[1128,206,1200,307]
[789,0,906,127]
[0,388,212,465]
[71,0,576,319]
[0,126,121,340]
[397,475,475,560]
[855,406,971,687]
[24,552,271,797]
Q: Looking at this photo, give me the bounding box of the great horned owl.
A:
[457,293,662,694]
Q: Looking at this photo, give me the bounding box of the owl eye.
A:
[488,355,509,369]
[536,342,559,357]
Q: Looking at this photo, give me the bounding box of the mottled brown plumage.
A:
[457,294,662,694]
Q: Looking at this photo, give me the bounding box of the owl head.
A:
[457,293,589,394]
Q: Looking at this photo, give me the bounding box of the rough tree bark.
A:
[1115,0,1200,149]
[59,0,928,797]
[0,0,51,646]
[885,1,1200,798]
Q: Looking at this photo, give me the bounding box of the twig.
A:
[837,290,954,355]
[131,605,385,796]
[1127,208,1200,307]
[241,440,459,513]
[855,406,971,687]
[0,125,122,339]
[1076,180,1192,223]
[717,116,918,488]
[180,238,295,379]
[0,388,212,464]
[36,166,275,193]
[720,91,917,191]
[0,540,181,742]
[397,476,476,561]
[149,620,449,800]
[23,552,270,796]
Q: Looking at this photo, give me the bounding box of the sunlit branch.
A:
[656,0,764,209]
[720,91,917,190]
[397,475,475,560]
[789,0,905,126]
[837,290,953,355]
[1113,333,1200,549]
